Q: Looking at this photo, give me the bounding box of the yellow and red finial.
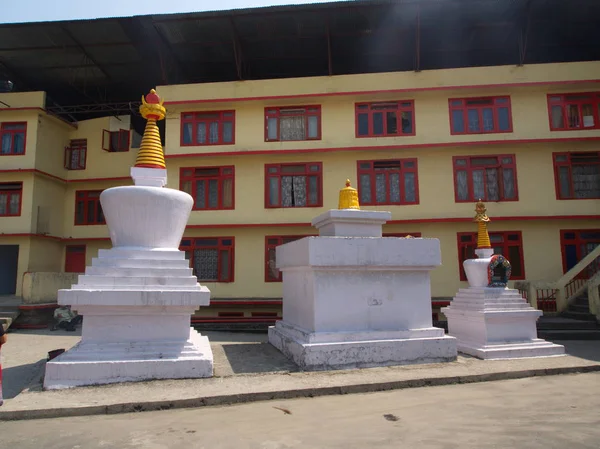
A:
[135,89,166,169]
[338,179,360,210]
[474,200,491,249]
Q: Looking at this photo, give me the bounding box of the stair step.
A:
[568,304,591,313]
[537,317,600,330]
[538,329,600,340]
[560,311,598,322]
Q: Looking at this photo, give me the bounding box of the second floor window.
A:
[180,237,234,282]
[180,166,234,210]
[0,182,22,216]
[355,101,415,137]
[548,93,600,130]
[357,159,419,205]
[449,97,512,135]
[265,106,321,141]
[181,111,235,146]
[265,163,322,208]
[64,139,87,170]
[102,129,129,152]
[75,190,105,225]
[553,152,600,199]
[1,122,26,155]
[453,155,518,202]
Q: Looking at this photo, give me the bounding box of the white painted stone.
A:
[463,248,494,287]
[311,209,392,237]
[269,231,457,370]
[130,167,167,187]
[44,182,214,389]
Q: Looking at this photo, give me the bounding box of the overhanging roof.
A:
[1,0,599,121]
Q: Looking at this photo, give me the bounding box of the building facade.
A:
[1,62,599,323]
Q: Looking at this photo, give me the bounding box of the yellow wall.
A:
[30,175,66,237]
[0,91,45,109]
[34,114,71,178]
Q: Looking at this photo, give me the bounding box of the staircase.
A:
[0,296,22,332]
[537,293,600,340]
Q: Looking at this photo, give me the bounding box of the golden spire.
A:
[474,200,491,249]
[135,89,166,169]
[338,179,360,210]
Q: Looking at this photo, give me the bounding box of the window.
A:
[449,97,512,134]
[265,235,313,282]
[453,155,518,202]
[0,182,22,216]
[181,111,235,146]
[561,230,600,275]
[548,93,600,130]
[265,106,321,141]
[1,122,26,155]
[75,190,105,225]
[553,152,600,199]
[383,232,422,238]
[457,231,525,281]
[265,163,322,208]
[357,159,419,205]
[180,166,234,210]
[65,245,86,273]
[180,238,234,282]
[355,101,415,137]
[102,129,129,152]
[64,139,87,170]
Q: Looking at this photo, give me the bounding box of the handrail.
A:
[588,272,600,320]
[555,245,600,291]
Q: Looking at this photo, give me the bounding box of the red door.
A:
[65,245,86,273]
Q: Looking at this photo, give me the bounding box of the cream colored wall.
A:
[0,91,45,109]
[27,238,63,272]
[34,114,71,178]
[0,109,39,170]
[30,174,66,237]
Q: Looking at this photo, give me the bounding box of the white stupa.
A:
[442,201,565,359]
[44,90,214,389]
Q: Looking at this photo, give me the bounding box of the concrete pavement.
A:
[0,372,599,448]
[1,328,599,421]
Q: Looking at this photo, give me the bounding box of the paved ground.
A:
[1,372,599,449]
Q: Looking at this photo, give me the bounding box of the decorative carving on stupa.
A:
[473,199,491,249]
[338,179,360,210]
[135,89,166,169]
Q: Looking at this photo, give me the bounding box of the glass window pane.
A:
[267,117,278,140]
[502,168,516,200]
[389,173,400,203]
[196,180,206,209]
[567,104,580,128]
[482,108,494,131]
[357,113,369,136]
[485,168,499,201]
[558,166,571,199]
[508,246,522,277]
[456,170,469,201]
[1,133,11,154]
[0,193,6,215]
[472,170,485,199]
[404,172,416,203]
[208,179,219,208]
[308,176,318,205]
[551,105,564,129]
[181,180,192,195]
[209,122,219,144]
[582,104,595,128]
[13,133,25,154]
[497,107,510,131]
[219,250,230,281]
[307,116,318,138]
[195,249,218,281]
[222,178,233,208]
[452,110,465,133]
[97,202,104,223]
[375,173,386,203]
[401,111,413,134]
[197,123,206,144]
[386,111,398,135]
[468,109,480,132]
[372,112,384,135]
[269,177,279,206]
[9,193,20,214]
[280,116,305,141]
[359,173,371,203]
[291,176,307,207]
[223,121,233,143]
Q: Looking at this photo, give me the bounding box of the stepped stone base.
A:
[269,321,457,371]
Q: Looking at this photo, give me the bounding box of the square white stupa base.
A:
[44,328,213,389]
[269,321,457,370]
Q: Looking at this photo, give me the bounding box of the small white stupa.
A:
[442,201,565,359]
[268,180,457,370]
[44,90,214,389]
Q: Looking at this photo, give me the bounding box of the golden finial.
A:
[135,89,167,169]
[473,199,491,249]
[338,179,360,210]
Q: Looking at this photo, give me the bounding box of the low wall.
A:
[21,272,79,305]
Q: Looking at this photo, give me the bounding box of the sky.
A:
[1,0,347,24]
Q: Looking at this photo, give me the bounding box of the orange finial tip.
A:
[145,89,161,105]
[345,179,351,187]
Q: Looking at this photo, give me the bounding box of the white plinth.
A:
[442,287,565,360]
[311,209,392,237]
[44,184,215,389]
[268,234,457,370]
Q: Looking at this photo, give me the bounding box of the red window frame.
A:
[383,232,422,238]
[101,129,130,152]
[264,106,321,142]
[560,229,600,274]
[355,100,415,137]
[452,154,518,202]
[0,182,23,217]
[64,139,87,170]
[180,237,234,282]
[357,159,419,205]
[180,111,235,146]
[180,166,235,210]
[457,231,525,281]
[547,93,600,131]
[74,190,105,225]
[0,122,27,155]
[65,245,86,273]
[265,235,315,282]
[553,151,600,200]
[265,162,323,208]
[449,96,513,135]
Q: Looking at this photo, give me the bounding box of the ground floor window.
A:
[180,237,234,282]
[265,235,311,282]
[561,229,600,276]
[457,231,525,281]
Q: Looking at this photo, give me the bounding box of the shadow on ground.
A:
[219,343,298,375]
[555,340,600,362]
[2,359,45,398]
